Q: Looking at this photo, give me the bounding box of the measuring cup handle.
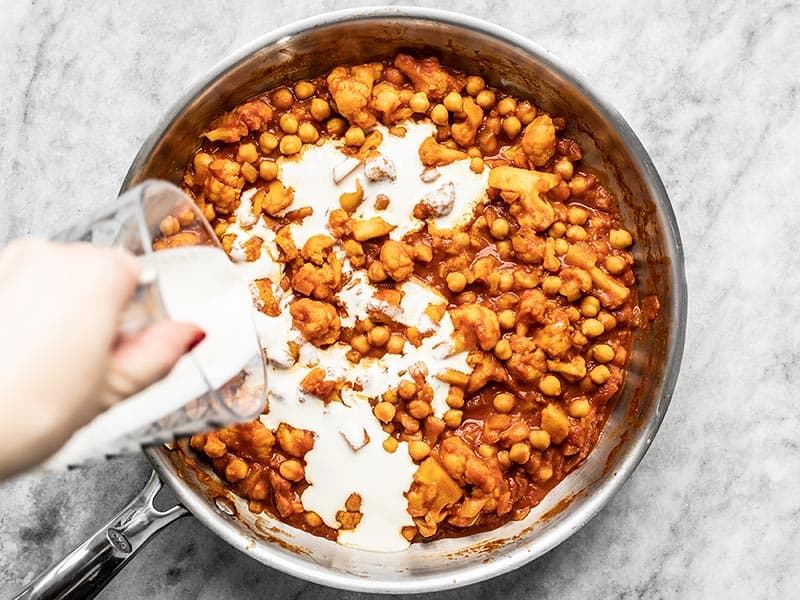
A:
[13,472,187,600]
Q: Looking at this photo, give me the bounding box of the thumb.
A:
[102,321,205,407]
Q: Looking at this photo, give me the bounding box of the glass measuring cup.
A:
[46,180,267,467]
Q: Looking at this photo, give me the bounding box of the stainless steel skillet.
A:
[16,7,686,598]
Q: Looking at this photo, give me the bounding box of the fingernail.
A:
[186,330,206,352]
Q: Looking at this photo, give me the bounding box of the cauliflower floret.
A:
[327,64,378,128]
[450,97,483,147]
[521,114,556,167]
[419,136,468,166]
[204,159,244,213]
[450,304,501,351]
[289,298,340,346]
[379,240,414,281]
[394,54,464,101]
[488,165,560,232]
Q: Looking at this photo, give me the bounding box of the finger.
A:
[103,320,205,406]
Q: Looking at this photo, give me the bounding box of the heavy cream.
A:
[223,119,484,551]
[278,121,489,246]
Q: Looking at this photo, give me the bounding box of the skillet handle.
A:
[14,472,188,600]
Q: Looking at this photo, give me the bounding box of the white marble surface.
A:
[1,0,799,598]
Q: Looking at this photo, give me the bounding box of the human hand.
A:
[0,239,203,478]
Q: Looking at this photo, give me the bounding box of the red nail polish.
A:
[186,330,206,352]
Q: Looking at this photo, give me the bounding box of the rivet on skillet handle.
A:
[13,472,188,600]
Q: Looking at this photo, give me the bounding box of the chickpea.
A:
[440,91,462,113]
[610,228,633,249]
[554,238,569,255]
[477,130,498,155]
[408,400,432,420]
[368,325,390,347]
[593,344,615,363]
[294,80,315,99]
[386,334,405,355]
[443,409,463,428]
[590,365,611,385]
[490,217,510,239]
[409,91,430,113]
[159,215,180,237]
[566,225,588,242]
[514,269,539,289]
[470,156,485,174]
[534,464,553,483]
[494,338,512,361]
[567,205,589,225]
[221,459,248,484]
[548,221,567,238]
[516,100,536,124]
[344,126,366,146]
[382,388,399,404]
[214,222,228,238]
[498,309,516,330]
[203,433,226,458]
[493,392,515,413]
[497,239,513,259]
[597,311,617,331]
[279,113,299,134]
[509,442,531,465]
[259,160,278,181]
[175,206,195,227]
[529,429,551,450]
[446,271,468,293]
[502,116,522,139]
[279,459,305,482]
[383,436,399,453]
[279,134,302,155]
[309,98,331,121]
[326,117,347,137]
[237,142,259,164]
[373,401,396,424]
[477,444,497,458]
[475,89,496,109]
[431,103,449,125]
[446,386,465,409]
[605,255,627,274]
[582,318,605,338]
[465,76,486,96]
[398,380,417,400]
[259,132,278,153]
[569,175,592,196]
[580,296,600,317]
[542,275,562,295]
[203,204,215,222]
[568,398,591,418]
[272,88,293,110]
[539,375,562,396]
[351,334,370,355]
[298,122,319,144]
[554,157,574,180]
[408,440,432,461]
[304,511,323,527]
[499,271,514,292]
[496,96,517,116]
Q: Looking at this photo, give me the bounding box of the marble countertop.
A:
[1,1,798,598]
